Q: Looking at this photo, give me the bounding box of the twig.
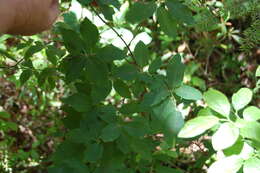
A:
[0,58,24,69]
[90,6,137,64]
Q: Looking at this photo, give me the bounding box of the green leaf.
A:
[165,110,184,135]
[113,64,139,81]
[152,105,184,137]
[166,54,185,88]
[256,65,260,77]
[131,141,153,161]
[166,1,195,25]
[243,158,260,173]
[0,48,16,62]
[97,45,126,62]
[119,102,140,114]
[152,98,181,145]
[113,79,131,98]
[239,142,254,160]
[142,88,170,107]
[152,98,176,122]
[80,17,99,50]
[149,57,162,73]
[223,137,244,156]
[175,85,202,100]
[5,122,18,131]
[191,77,206,91]
[178,116,219,138]
[76,0,92,6]
[203,89,230,116]
[24,42,44,59]
[65,159,90,173]
[64,56,86,83]
[0,111,11,118]
[212,123,239,150]
[85,58,108,83]
[208,155,243,173]
[100,4,115,21]
[91,80,112,104]
[46,45,60,65]
[125,2,156,23]
[84,143,104,162]
[100,123,121,142]
[123,120,150,138]
[134,41,150,67]
[156,165,184,173]
[37,68,56,86]
[197,108,215,117]
[20,70,33,85]
[157,7,178,38]
[98,105,117,123]
[243,106,260,121]
[99,0,121,9]
[63,93,91,112]
[63,12,79,31]
[232,88,253,111]
[60,28,85,55]
[238,120,260,142]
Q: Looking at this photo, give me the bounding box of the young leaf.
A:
[212,123,239,151]
[125,2,156,23]
[203,89,230,117]
[134,41,150,67]
[232,88,253,111]
[178,116,219,138]
[208,155,243,173]
[157,7,178,38]
[243,158,260,173]
[243,106,260,121]
[100,123,121,142]
[175,85,202,101]
[166,54,185,88]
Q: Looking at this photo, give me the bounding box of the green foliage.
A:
[179,87,260,173]
[0,0,259,173]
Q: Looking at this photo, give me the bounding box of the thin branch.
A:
[90,6,137,64]
[0,58,24,69]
